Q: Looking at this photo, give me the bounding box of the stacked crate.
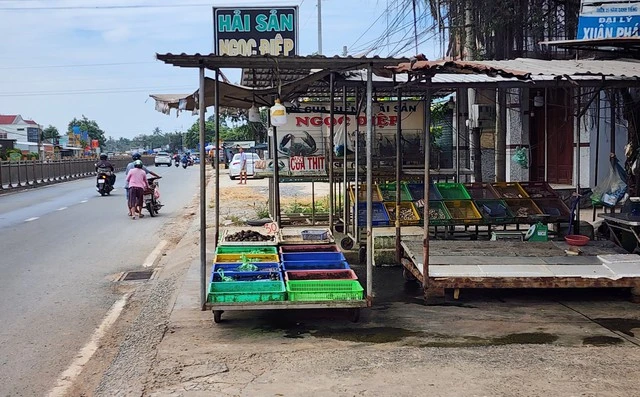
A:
[280,234,364,301]
[208,245,284,303]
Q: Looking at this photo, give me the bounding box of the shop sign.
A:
[213,7,298,56]
[254,155,327,177]
[577,1,640,39]
[27,127,39,143]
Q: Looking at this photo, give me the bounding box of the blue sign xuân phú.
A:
[213,7,298,56]
[577,1,640,39]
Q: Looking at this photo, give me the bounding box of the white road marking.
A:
[143,240,168,268]
[57,207,67,211]
[47,294,130,397]
[25,217,39,222]
[80,200,88,203]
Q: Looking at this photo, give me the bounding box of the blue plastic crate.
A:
[280,252,346,262]
[281,260,350,271]
[212,262,281,273]
[355,202,389,226]
[210,271,283,283]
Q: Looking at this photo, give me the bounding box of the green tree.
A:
[42,125,60,143]
[67,116,106,148]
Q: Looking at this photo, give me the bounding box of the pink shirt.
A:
[126,168,149,189]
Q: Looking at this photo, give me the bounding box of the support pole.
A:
[198,66,207,311]
[544,87,549,181]
[575,88,581,234]
[593,89,601,221]
[365,64,374,306]
[343,85,349,234]
[317,0,323,55]
[423,87,432,299]
[395,85,403,264]
[354,89,360,239]
[273,125,281,227]
[495,88,507,182]
[329,72,335,232]
[610,90,616,214]
[214,69,221,245]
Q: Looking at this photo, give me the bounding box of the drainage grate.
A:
[121,270,154,281]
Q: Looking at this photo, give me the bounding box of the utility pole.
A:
[317,0,323,54]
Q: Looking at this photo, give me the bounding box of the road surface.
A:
[0,163,199,396]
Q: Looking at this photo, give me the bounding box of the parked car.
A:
[155,151,172,166]
[228,152,262,180]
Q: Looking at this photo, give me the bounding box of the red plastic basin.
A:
[564,235,590,246]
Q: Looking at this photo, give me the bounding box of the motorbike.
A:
[144,176,163,216]
[181,157,188,169]
[96,167,114,196]
[174,156,179,167]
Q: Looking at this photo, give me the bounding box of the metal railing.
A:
[0,157,154,193]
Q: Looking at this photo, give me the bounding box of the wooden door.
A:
[529,89,574,184]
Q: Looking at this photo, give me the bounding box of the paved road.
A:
[0,163,199,396]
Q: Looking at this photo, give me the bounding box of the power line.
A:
[0,61,156,70]
[0,3,213,11]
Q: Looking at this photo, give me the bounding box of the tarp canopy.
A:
[150,69,331,115]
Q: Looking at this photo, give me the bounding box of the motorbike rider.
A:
[124,153,160,216]
[95,153,116,186]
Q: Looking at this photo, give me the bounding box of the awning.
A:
[150,69,332,114]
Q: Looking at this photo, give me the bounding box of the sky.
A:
[0,0,442,140]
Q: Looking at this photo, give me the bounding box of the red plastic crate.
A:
[284,269,358,281]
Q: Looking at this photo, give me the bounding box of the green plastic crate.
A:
[214,253,280,263]
[207,280,286,303]
[435,183,471,200]
[286,279,364,301]
[215,246,278,255]
[378,182,412,202]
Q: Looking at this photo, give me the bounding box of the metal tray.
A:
[218,229,279,246]
[279,227,335,245]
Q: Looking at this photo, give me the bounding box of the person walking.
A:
[126,160,149,220]
[124,153,159,216]
[238,146,247,184]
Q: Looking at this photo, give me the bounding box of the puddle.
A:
[427,302,477,308]
[583,336,624,346]
[253,318,312,339]
[312,327,424,343]
[490,332,558,345]
[593,318,640,337]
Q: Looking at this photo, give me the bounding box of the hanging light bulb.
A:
[248,103,261,122]
[270,98,287,126]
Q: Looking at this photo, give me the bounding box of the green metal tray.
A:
[215,246,278,255]
[207,280,286,303]
[286,279,364,301]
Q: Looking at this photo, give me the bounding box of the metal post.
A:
[198,66,207,311]
[423,88,432,300]
[593,90,601,221]
[544,87,549,181]
[575,87,581,234]
[455,89,460,182]
[214,69,221,246]
[354,89,360,239]
[273,125,281,227]
[395,86,403,264]
[495,88,507,182]
[343,86,349,235]
[317,0,323,55]
[329,72,335,232]
[365,64,374,306]
[610,90,616,214]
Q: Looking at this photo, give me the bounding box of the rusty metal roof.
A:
[541,37,640,56]
[390,58,640,81]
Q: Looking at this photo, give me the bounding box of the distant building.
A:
[0,114,52,154]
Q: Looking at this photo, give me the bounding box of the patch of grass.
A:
[253,201,270,218]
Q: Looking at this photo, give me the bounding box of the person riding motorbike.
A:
[181,153,189,168]
[95,153,116,186]
[124,153,160,216]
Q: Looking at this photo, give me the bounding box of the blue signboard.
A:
[578,2,640,39]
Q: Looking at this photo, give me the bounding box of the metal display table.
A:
[599,213,640,253]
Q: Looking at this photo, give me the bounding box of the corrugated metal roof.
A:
[156,53,408,70]
[391,58,640,80]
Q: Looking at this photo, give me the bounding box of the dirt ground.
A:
[72,169,640,397]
